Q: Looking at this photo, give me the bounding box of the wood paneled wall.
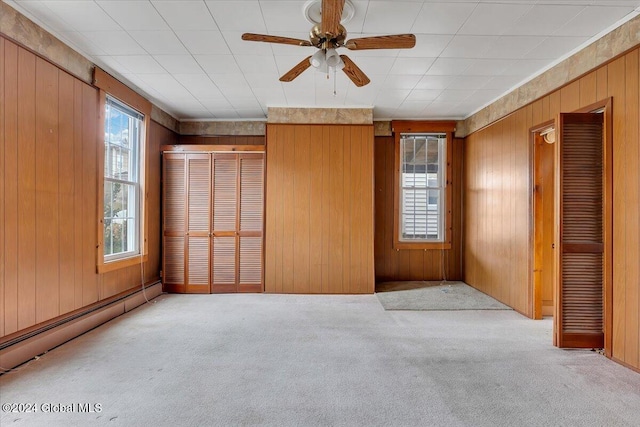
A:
[265,124,375,294]
[374,136,463,283]
[464,46,640,371]
[0,36,175,340]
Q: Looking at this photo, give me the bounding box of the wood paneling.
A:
[374,136,463,282]
[265,124,375,294]
[1,36,173,340]
[464,47,640,371]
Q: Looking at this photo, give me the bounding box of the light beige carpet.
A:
[376,281,512,311]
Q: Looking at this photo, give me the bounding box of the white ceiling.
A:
[6,0,640,121]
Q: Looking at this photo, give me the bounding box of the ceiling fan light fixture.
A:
[325,48,341,67]
[310,49,326,68]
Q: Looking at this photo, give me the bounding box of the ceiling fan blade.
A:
[242,33,312,47]
[340,55,370,87]
[280,56,313,82]
[322,0,345,37]
[345,34,416,50]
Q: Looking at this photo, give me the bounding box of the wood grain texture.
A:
[1,36,171,340]
[265,124,374,294]
[374,136,463,282]
[463,47,640,370]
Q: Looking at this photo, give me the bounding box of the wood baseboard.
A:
[0,283,163,372]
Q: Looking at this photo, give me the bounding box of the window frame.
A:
[94,68,151,273]
[392,120,455,250]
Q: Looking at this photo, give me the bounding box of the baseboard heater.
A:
[0,282,163,372]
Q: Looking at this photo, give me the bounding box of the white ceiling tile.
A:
[97,1,169,31]
[398,35,453,58]
[372,107,398,120]
[375,89,411,108]
[94,55,133,75]
[435,90,471,103]
[44,1,120,31]
[111,55,166,74]
[459,59,515,76]
[200,98,233,110]
[252,87,287,105]
[523,36,588,60]
[234,55,279,74]
[446,76,493,91]
[389,57,436,75]
[363,2,424,34]
[554,6,635,37]
[404,89,442,102]
[349,56,397,76]
[458,3,532,36]
[261,1,313,33]
[59,31,106,56]
[244,72,283,88]
[425,58,474,76]
[230,96,262,110]
[173,74,224,98]
[177,31,231,55]
[500,59,550,76]
[414,75,456,90]
[129,31,188,55]
[195,55,241,74]
[440,36,498,59]
[480,75,526,91]
[206,1,266,32]
[153,55,203,74]
[136,74,193,98]
[79,31,146,55]
[478,36,545,60]
[382,75,421,90]
[275,56,309,76]
[208,110,241,119]
[503,4,586,36]
[236,109,267,119]
[411,2,477,35]
[464,89,505,105]
[152,1,218,31]
[345,84,380,105]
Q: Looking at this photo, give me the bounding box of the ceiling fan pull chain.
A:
[333,68,337,96]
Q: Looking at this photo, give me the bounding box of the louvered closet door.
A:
[238,154,264,292]
[163,154,186,291]
[211,154,239,293]
[555,113,604,348]
[186,154,212,293]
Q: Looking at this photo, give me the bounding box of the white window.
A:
[399,133,446,242]
[103,97,143,261]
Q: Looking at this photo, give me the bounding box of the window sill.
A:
[97,254,148,274]
[393,242,452,250]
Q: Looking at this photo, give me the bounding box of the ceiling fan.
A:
[241,0,416,87]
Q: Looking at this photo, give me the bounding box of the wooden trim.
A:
[97,254,148,274]
[392,120,457,133]
[162,144,265,152]
[96,90,106,273]
[393,126,454,250]
[93,68,151,116]
[611,357,640,374]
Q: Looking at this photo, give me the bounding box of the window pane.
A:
[104,96,142,260]
[399,133,445,243]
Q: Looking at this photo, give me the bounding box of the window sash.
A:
[399,134,446,243]
[103,96,143,262]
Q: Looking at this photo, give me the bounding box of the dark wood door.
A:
[555,112,604,348]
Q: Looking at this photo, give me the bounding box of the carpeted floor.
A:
[1,293,639,426]
[376,281,512,311]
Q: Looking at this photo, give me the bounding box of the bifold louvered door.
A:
[163,150,264,294]
[211,153,264,293]
[163,154,186,291]
[555,113,605,348]
[185,154,212,293]
[163,153,211,293]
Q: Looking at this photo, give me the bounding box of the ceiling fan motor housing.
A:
[310,24,347,48]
